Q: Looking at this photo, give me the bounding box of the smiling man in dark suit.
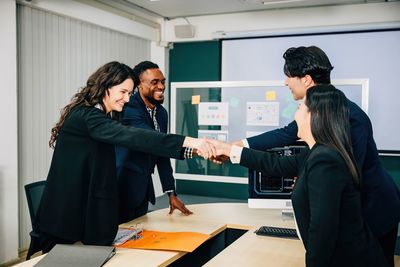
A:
[116,61,192,223]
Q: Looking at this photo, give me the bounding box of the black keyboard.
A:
[255,226,299,239]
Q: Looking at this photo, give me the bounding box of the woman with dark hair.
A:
[35,61,215,252]
[210,85,387,267]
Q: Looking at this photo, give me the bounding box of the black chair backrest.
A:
[24,180,46,226]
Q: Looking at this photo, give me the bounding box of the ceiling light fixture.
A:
[261,0,306,5]
[243,0,307,5]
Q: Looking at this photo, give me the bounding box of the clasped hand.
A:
[199,138,232,164]
[188,137,234,164]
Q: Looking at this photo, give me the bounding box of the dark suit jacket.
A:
[247,99,400,237]
[36,106,185,245]
[116,93,175,223]
[240,144,387,267]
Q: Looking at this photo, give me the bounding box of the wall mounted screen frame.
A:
[170,79,368,184]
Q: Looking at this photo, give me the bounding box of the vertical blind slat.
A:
[17,4,150,249]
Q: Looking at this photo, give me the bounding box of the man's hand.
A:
[209,155,230,164]
[193,147,229,164]
[206,139,232,157]
[168,195,193,216]
[231,139,245,147]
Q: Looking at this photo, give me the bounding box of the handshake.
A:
[185,137,243,164]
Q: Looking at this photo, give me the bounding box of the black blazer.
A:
[240,144,387,267]
[115,93,175,223]
[247,99,400,237]
[36,106,185,245]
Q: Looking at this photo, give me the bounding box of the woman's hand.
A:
[183,137,216,159]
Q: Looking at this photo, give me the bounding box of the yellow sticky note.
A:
[192,95,201,104]
[266,91,276,101]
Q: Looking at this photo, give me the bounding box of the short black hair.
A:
[132,61,159,88]
[283,46,334,84]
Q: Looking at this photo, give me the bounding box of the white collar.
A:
[95,103,112,117]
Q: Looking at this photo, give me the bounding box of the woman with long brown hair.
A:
[34,61,215,253]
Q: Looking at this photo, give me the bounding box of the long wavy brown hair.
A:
[49,61,136,148]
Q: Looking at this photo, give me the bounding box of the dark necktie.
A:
[151,108,160,132]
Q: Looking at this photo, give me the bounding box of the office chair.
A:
[24,180,46,260]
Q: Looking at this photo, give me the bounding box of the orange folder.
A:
[115,230,210,252]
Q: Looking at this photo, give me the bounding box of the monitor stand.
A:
[281,209,294,221]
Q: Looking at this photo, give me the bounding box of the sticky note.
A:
[192,95,201,104]
[265,91,276,101]
[229,97,240,108]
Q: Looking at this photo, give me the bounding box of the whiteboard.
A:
[170,80,367,183]
[222,30,400,151]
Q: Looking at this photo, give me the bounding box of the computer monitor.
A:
[248,143,307,210]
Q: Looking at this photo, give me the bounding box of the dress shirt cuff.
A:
[180,147,193,159]
[183,147,193,159]
[242,139,250,148]
[230,145,243,164]
[165,190,177,196]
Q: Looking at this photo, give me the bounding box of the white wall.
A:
[0,0,19,264]
[163,2,400,42]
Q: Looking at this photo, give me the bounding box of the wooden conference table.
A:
[15,203,305,267]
